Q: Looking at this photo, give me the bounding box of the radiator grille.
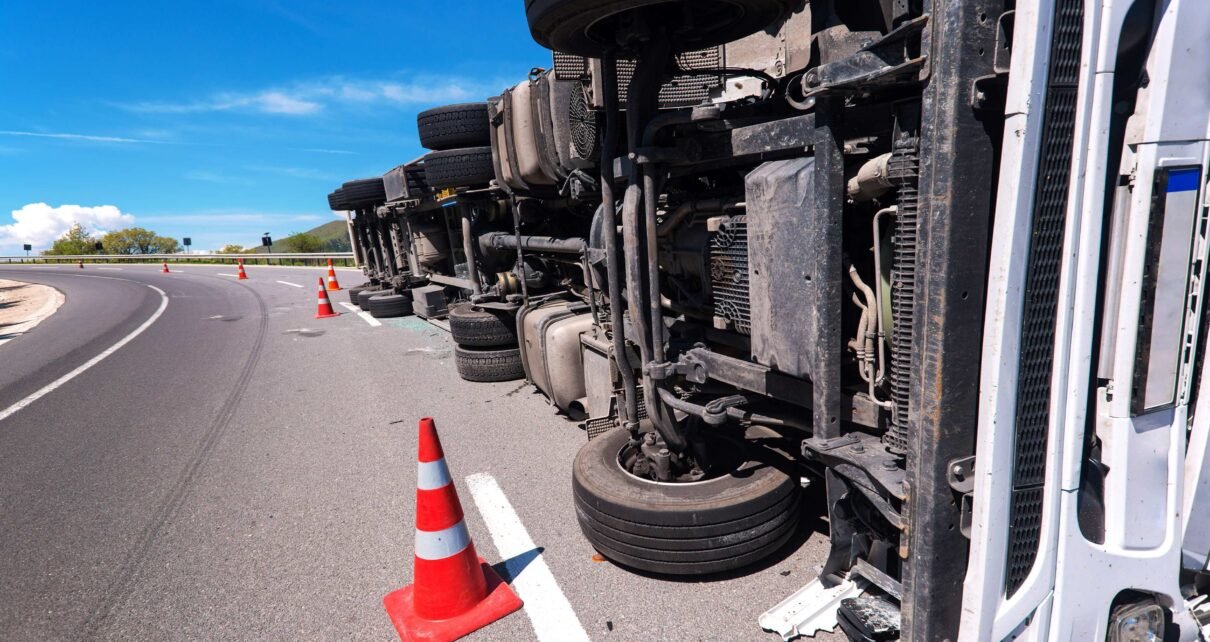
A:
[1006,0,1084,597]
[886,135,920,454]
[553,52,588,80]
[1005,488,1045,588]
[585,388,647,441]
[553,49,725,109]
[709,216,751,335]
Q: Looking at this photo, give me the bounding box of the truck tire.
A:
[342,178,388,209]
[418,103,491,151]
[454,345,525,382]
[357,288,390,311]
[572,426,801,576]
[448,303,517,347]
[525,0,796,57]
[423,147,495,190]
[368,292,413,319]
[348,285,369,305]
[327,189,349,211]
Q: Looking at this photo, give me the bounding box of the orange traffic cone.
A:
[161,262,170,274]
[383,418,522,642]
[237,260,248,280]
[326,259,342,291]
[78,260,84,269]
[315,278,340,319]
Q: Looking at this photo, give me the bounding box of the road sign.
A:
[94,242,104,251]
[262,235,273,248]
[23,244,31,251]
[183,237,192,248]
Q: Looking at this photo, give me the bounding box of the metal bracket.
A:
[947,455,977,539]
[804,434,861,453]
[959,492,974,539]
[971,74,1007,111]
[802,15,929,97]
[946,455,976,494]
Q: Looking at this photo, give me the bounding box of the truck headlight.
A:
[1107,602,1165,642]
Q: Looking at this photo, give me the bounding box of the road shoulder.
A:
[0,278,65,347]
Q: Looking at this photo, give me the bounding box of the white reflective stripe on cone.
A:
[415,521,472,560]
[417,459,453,491]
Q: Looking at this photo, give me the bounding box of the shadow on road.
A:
[492,547,545,583]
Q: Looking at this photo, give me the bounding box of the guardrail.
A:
[1,253,358,267]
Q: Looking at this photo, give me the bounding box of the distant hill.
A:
[248,219,352,253]
[306,220,352,251]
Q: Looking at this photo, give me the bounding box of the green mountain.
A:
[248,219,352,253]
[305,220,353,251]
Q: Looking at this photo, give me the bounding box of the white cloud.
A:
[247,91,322,115]
[0,130,160,144]
[126,90,322,116]
[0,204,136,249]
[121,74,490,117]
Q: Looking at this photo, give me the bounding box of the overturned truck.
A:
[328,0,1210,639]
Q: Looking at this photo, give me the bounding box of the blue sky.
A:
[0,0,549,253]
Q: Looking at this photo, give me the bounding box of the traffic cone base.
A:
[383,559,522,642]
[161,262,170,273]
[237,262,248,280]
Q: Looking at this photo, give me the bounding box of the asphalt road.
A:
[0,263,837,641]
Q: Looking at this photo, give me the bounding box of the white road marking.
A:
[0,284,170,424]
[216,273,238,277]
[276,280,303,288]
[0,286,65,349]
[465,473,589,642]
[95,267,122,271]
[338,302,381,327]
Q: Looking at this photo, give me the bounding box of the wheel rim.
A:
[615,431,748,486]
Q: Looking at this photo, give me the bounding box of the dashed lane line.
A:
[338,301,381,327]
[466,473,590,642]
[276,280,303,288]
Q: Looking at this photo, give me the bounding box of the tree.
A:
[280,232,324,253]
[323,236,352,253]
[44,223,100,255]
[102,227,181,254]
[216,244,246,254]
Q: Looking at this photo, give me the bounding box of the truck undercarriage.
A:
[328,1,1210,639]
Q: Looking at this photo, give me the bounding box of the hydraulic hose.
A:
[623,37,687,453]
[599,54,640,432]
